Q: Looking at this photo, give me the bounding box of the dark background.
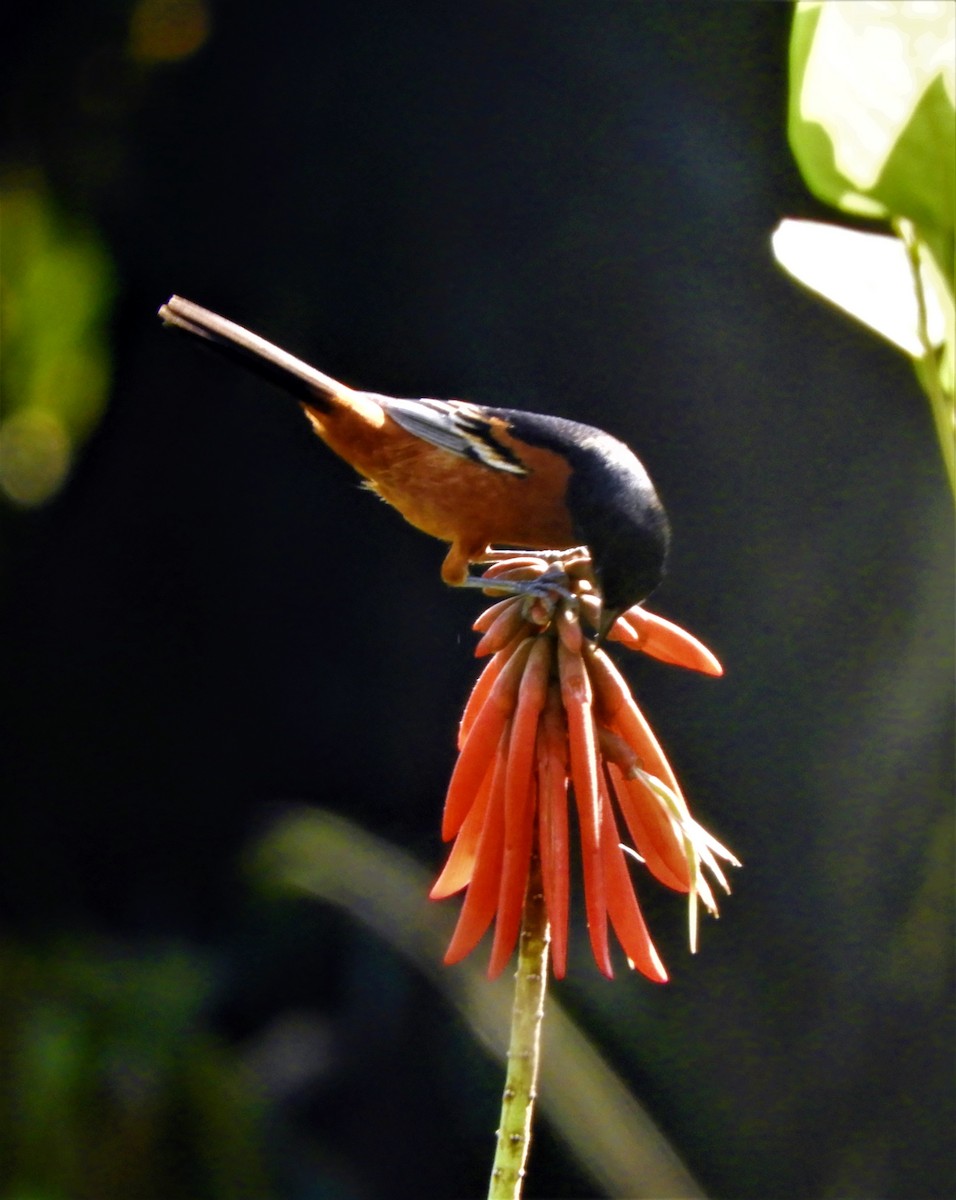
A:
[2,3,953,1198]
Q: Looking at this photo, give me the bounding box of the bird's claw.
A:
[458,568,571,599]
[458,566,580,633]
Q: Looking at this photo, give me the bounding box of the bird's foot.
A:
[458,566,575,606]
[458,548,610,637]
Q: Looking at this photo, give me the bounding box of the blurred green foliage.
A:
[789,1,954,268]
[0,939,274,1200]
[0,181,115,507]
[0,0,211,508]
[785,0,955,493]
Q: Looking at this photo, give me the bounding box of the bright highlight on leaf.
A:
[771,218,946,356]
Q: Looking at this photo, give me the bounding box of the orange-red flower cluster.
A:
[430,553,738,981]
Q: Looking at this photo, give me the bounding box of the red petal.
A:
[559,642,612,978]
[443,637,534,840]
[597,725,690,892]
[429,769,495,899]
[487,638,552,978]
[599,775,668,983]
[589,649,683,796]
[487,776,536,979]
[443,704,504,841]
[472,595,522,634]
[607,763,691,892]
[537,688,570,979]
[443,730,509,964]
[611,609,723,676]
[479,557,549,581]
[555,606,584,654]
[501,640,552,831]
[474,599,533,656]
[458,633,528,749]
[587,644,630,723]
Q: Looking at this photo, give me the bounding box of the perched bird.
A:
[158,296,670,635]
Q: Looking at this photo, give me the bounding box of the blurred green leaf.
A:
[783,1,955,496]
[789,1,955,278]
[0,940,275,1200]
[0,179,116,507]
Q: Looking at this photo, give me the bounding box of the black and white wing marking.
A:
[376,395,529,476]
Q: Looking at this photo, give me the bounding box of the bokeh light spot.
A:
[128,0,211,63]
[0,408,72,507]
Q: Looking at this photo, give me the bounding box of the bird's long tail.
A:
[158,295,350,412]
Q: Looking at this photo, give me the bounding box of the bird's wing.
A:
[376,395,529,476]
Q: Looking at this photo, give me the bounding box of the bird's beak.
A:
[595,605,623,645]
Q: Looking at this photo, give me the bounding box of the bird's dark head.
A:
[492,408,670,640]
[564,432,670,639]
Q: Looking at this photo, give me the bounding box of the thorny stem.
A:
[488,853,550,1200]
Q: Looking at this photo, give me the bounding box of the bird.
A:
[158,295,670,637]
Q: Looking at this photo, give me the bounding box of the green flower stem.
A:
[488,854,550,1200]
[897,218,956,498]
